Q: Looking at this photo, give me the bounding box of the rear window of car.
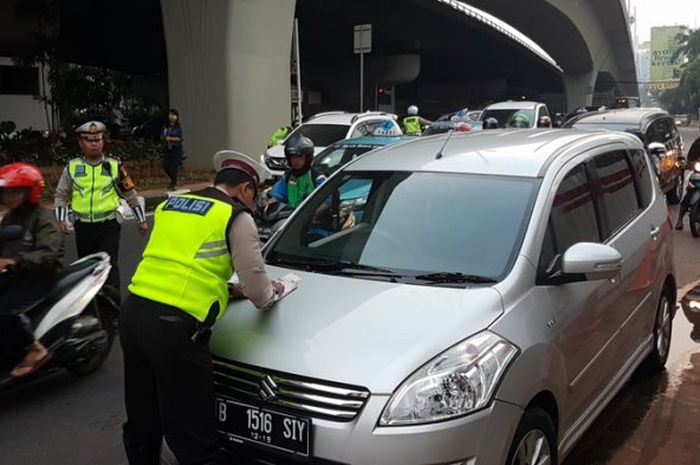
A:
[288,124,351,147]
[480,109,535,128]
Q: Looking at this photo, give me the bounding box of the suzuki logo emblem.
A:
[258,375,279,402]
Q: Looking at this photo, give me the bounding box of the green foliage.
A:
[661,27,700,116]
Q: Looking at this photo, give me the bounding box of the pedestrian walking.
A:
[54,121,148,302]
[162,109,184,190]
[120,151,285,465]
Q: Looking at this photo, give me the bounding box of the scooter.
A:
[0,225,118,387]
[684,161,700,237]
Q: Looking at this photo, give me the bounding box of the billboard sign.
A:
[650,26,684,90]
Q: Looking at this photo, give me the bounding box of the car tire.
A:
[690,203,700,238]
[666,173,684,205]
[506,407,558,465]
[641,288,673,374]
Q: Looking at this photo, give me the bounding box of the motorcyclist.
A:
[675,135,700,230]
[0,163,64,378]
[507,112,532,128]
[402,105,433,136]
[267,124,292,148]
[483,117,500,129]
[269,136,326,209]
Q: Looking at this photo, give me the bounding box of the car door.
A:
[590,149,654,366]
[646,118,675,189]
[537,160,619,425]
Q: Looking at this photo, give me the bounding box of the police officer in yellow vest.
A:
[120,151,285,465]
[402,104,433,136]
[54,121,148,300]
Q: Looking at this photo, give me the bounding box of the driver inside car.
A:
[0,162,64,378]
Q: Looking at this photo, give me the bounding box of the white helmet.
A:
[407,105,419,115]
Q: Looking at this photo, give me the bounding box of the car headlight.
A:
[379,331,518,426]
[694,161,700,173]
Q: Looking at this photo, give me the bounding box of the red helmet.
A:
[455,122,472,132]
[0,162,45,205]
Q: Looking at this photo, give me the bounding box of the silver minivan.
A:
[210,130,675,465]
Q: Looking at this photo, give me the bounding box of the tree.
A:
[661,27,700,116]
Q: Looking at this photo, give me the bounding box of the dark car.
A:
[563,108,685,203]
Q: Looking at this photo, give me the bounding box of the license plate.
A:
[216,397,311,456]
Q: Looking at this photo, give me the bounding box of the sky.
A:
[631,0,699,43]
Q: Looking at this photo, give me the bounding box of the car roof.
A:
[567,108,670,126]
[344,129,640,178]
[305,112,395,126]
[484,101,542,110]
[335,135,411,146]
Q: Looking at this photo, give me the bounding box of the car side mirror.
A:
[647,142,666,156]
[561,242,623,282]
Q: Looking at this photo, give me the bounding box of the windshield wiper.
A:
[268,257,400,277]
[413,272,497,285]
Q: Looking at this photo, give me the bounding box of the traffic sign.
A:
[353,24,372,54]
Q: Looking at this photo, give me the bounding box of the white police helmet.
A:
[407,105,419,115]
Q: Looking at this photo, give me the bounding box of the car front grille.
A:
[213,357,370,422]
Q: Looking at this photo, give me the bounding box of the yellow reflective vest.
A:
[68,157,120,223]
[128,188,237,323]
[403,116,422,135]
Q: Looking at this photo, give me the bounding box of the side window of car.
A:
[646,120,665,143]
[629,149,654,208]
[350,123,369,138]
[538,164,600,279]
[593,150,641,238]
[363,120,384,135]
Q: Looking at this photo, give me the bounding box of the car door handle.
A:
[650,226,661,240]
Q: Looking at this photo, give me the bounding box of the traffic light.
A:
[376,85,391,106]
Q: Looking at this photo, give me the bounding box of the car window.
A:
[629,149,654,208]
[480,109,536,128]
[593,151,641,238]
[537,107,547,119]
[312,145,377,174]
[646,119,667,143]
[268,172,539,282]
[288,124,351,147]
[539,164,600,276]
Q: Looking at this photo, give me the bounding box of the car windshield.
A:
[312,144,379,174]
[480,109,535,128]
[266,171,539,284]
[287,124,350,147]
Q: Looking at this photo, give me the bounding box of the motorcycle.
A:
[685,161,700,237]
[255,202,294,243]
[0,224,118,387]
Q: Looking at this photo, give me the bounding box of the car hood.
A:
[210,266,504,393]
[266,145,324,158]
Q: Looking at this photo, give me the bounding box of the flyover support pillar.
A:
[563,70,596,112]
[160,0,296,168]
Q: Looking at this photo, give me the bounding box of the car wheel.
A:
[666,173,684,205]
[641,289,673,374]
[689,203,700,238]
[506,407,558,465]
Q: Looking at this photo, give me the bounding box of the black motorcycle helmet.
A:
[483,117,499,129]
[284,136,314,176]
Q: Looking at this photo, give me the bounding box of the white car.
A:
[262,111,401,177]
[480,100,550,128]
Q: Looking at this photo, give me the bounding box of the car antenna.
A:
[435,129,456,160]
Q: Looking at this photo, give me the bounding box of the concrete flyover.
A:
[461,0,638,108]
[158,0,637,167]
